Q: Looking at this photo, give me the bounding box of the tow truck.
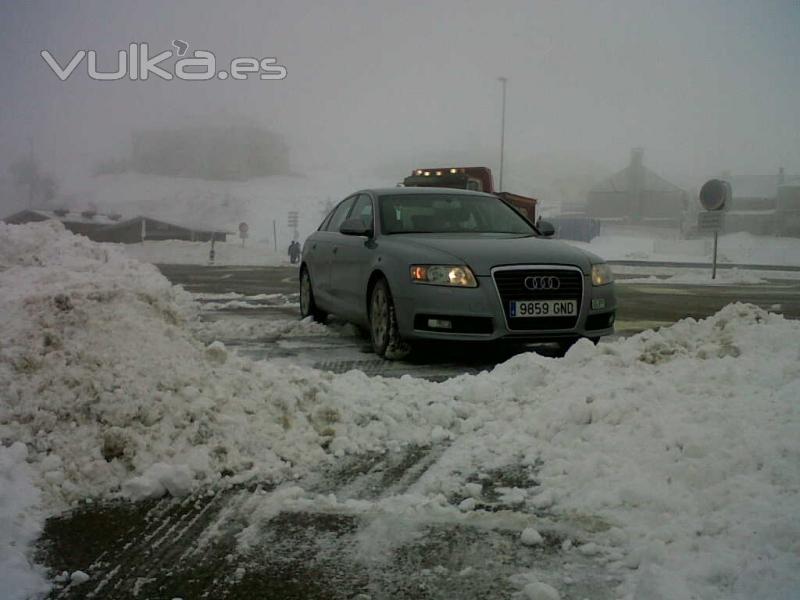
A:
[402,166,538,223]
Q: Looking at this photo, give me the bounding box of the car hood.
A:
[392,234,600,275]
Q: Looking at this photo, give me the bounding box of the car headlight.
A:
[591,263,614,286]
[410,265,477,287]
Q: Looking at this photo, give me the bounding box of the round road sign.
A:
[699,179,731,211]
[239,222,249,233]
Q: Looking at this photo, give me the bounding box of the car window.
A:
[318,210,334,231]
[324,196,357,232]
[349,194,374,229]
[378,193,534,235]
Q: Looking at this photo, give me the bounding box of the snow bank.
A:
[2,221,799,599]
[0,443,50,599]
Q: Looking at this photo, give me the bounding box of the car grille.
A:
[492,268,583,331]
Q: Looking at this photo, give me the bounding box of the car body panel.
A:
[380,233,598,276]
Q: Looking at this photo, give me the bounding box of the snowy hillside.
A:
[1,221,799,599]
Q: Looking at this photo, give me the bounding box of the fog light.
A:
[428,318,452,330]
[609,313,615,325]
[591,298,606,310]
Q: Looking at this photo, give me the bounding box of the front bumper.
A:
[392,270,616,343]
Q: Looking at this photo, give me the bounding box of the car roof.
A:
[360,187,499,198]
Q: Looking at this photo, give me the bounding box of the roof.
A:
[98,216,226,235]
[2,209,226,234]
[590,165,684,194]
[363,187,497,198]
[727,175,784,199]
[20,209,124,226]
[778,178,800,189]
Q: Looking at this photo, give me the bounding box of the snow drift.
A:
[1,221,799,599]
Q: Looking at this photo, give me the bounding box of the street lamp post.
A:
[498,76,508,192]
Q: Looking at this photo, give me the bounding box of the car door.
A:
[307,195,357,309]
[329,193,375,321]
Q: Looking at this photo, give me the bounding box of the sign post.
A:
[698,179,731,280]
[288,211,299,241]
[238,222,249,248]
[712,230,718,280]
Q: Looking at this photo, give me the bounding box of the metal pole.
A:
[498,76,507,192]
[28,136,34,209]
[273,220,277,252]
[712,231,718,280]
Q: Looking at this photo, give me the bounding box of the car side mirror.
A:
[339,217,372,237]
[537,220,555,237]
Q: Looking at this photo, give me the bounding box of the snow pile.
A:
[0,443,50,600]
[2,222,799,599]
[0,220,207,505]
[234,304,800,599]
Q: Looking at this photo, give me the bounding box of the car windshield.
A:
[379,193,535,235]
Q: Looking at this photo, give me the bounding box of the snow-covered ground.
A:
[118,238,291,266]
[1,221,799,599]
[617,268,770,285]
[568,230,800,267]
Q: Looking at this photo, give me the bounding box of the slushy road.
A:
[157,262,800,334]
[156,263,800,381]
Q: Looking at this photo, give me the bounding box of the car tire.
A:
[369,278,410,360]
[299,267,327,323]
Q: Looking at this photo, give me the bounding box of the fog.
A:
[1,0,798,216]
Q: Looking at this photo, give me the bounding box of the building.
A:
[776,181,800,237]
[2,209,227,243]
[90,216,225,243]
[587,148,687,227]
[721,169,798,236]
[3,209,124,238]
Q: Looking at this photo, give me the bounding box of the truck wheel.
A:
[300,267,327,323]
[369,278,410,360]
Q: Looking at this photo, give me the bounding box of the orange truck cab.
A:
[402,166,537,222]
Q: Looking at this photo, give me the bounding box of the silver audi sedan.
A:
[300,187,616,358]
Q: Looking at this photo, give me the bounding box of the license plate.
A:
[509,299,577,317]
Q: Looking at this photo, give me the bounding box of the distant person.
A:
[292,241,301,263]
[288,240,301,264]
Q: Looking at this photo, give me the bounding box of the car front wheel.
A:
[369,278,410,360]
[300,267,327,322]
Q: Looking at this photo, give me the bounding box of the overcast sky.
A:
[1,0,798,194]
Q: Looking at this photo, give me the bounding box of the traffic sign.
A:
[697,179,732,281]
[699,179,730,211]
[697,211,725,232]
[239,222,249,234]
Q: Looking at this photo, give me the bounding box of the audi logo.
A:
[524,275,560,291]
